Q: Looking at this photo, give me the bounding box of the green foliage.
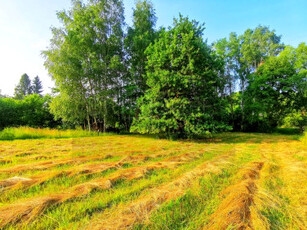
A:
[131,15,230,138]
[49,92,86,126]
[245,55,296,130]
[21,94,56,127]
[243,45,306,132]
[240,26,284,71]
[43,0,126,132]
[214,26,307,133]
[32,76,43,95]
[0,94,58,129]
[38,2,307,136]
[283,110,306,133]
[14,73,32,99]
[121,1,158,129]
[125,0,157,94]
[0,97,22,128]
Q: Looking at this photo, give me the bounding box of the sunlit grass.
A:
[0,127,102,140]
[0,132,305,229]
[300,131,307,145]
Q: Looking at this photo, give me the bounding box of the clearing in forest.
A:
[0,133,306,229]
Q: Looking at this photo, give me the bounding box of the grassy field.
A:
[0,131,306,229]
[0,127,100,141]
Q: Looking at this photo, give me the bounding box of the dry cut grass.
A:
[0,131,305,229]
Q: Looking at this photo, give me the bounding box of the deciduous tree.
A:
[131,15,229,138]
[43,0,126,131]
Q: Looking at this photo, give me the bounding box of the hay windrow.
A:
[0,150,191,175]
[1,134,303,229]
[0,178,111,228]
[0,154,119,174]
[86,156,231,230]
[204,161,264,230]
[0,155,125,175]
[0,159,13,165]
[0,160,128,193]
[0,172,65,192]
[0,152,197,193]
[0,151,202,228]
[0,159,74,174]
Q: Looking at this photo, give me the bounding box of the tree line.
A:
[1,0,306,136]
[0,94,59,129]
[14,73,43,99]
[0,74,60,129]
[43,0,306,137]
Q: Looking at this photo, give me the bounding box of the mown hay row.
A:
[0,155,149,192]
[0,159,12,165]
[86,156,231,230]
[0,159,80,174]
[0,148,183,174]
[0,152,194,193]
[204,161,264,230]
[0,151,202,228]
[0,153,132,174]
[0,172,64,192]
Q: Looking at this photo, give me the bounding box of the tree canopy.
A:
[35,0,307,135]
[131,15,229,138]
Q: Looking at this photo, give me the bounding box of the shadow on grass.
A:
[124,130,302,144]
[0,127,302,144]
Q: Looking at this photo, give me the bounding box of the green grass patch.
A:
[0,127,105,141]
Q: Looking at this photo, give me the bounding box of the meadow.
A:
[0,130,306,229]
[0,127,99,141]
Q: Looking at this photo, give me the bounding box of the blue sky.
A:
[0,0,306,96]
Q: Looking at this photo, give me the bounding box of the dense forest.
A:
[1,0,306,138]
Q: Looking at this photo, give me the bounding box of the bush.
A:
[0,94,60,130]
[283,110,306,133]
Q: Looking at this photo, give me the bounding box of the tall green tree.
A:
[121,0,158,129]
[14,73,32,99]
[278,43,307,132]
[214,32,241,129]
[32,76,43,95]
[239,26,284,129]
[245,43,306,131]
[131,15,229,138]
[43,0,126,131]
[245,55,296,130]
[240,26,284,71]
[125,0,157,94]
[293,43,307,109]
[214,26,284,131]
